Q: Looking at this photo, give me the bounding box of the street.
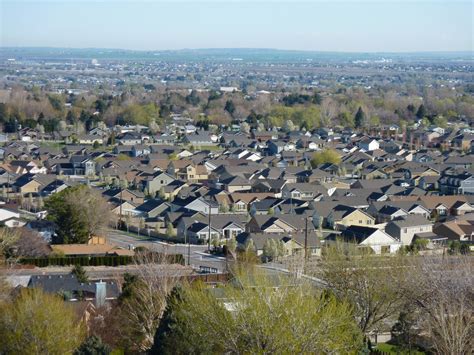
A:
[106,229,228,273]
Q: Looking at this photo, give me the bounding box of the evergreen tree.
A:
[416,104,426,119]
[74,336,111,355]
[150,286,185,354]
[72,264,89,283]
[224,100,236,115]
[354,107,366,128]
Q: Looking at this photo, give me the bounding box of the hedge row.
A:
[20,253,185,267]
[21,255,134,267]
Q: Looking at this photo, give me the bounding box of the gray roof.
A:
[389,215,433,228]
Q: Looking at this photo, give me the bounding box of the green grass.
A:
[38,141,65,149]
[375,343,425,354]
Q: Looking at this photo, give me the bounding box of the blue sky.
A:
[1,1,472,52]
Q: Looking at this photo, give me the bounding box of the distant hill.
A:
[0,47,472,63]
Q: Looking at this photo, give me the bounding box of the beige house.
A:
[327,207,376,230]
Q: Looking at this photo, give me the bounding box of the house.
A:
[186,222,221,244]
[178,214,247,243]
[229,192,274,213]
[246,215,309,234]
[221,176,252,193]
[182,131,217,146]
[433,218,474,242]
[236,231,321,257]
[131,145,151,157]
[108,198,137,217]
[439,172,474,195]
[358,138,380,151]
[385,215,433,245]
[29,274,120,305]
[103,188,145,205]
[8,160,47,175]
[50,243,134,257]
[40,179,70,196]
[144,172,176,196]
[78,135,104,145]
[134,199,170,218]
[57,156,96,176]
[12,175,42,195]
[327,206,376,230]
[117,132,143,145]
[267,140,286,155]
[281,183,329,201]
[0,207,20,223]
[326,225,401,254]
[171,197,219,215]
[249,197,284,215]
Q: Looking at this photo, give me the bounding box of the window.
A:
[359,220,363,224]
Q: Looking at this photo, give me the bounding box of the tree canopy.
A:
[151,272,363,354]
[45,185,112,244]
[0,288,85,354]
[310,149,341,167]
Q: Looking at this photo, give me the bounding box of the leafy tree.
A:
[433,115,448,128]
[282,119,296,132]
[45,185,112,244]
[74,336,110,355]
[92,140,100,149]
[354,106,366,128]
[152,272,363,354]
[310,149,341,167]
[122,103,159,125]
[0,228,19,265]
[0,288,85,353]
[339,111,354,128]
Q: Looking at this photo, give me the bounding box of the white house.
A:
[0,208,20,223]
[358,138,380,152]
[327,225,402,254]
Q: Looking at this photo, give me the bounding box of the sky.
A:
[1,0,473,52]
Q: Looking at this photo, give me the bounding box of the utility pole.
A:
[188,238,191,266]
[208,201,212,252]
[119,187,123,226]
[304,217,308,260]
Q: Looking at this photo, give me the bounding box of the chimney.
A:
[95,280,106,308]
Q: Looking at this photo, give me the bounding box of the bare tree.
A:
[312,244,409,334]
[14,228,50,258]
[117,250,186,351]
[403,256,474,354]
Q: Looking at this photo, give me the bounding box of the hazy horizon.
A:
[1,1,473,53]
[1,46,473,55]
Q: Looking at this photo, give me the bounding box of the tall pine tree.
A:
[416,104,426,119]
[354,107,366,128]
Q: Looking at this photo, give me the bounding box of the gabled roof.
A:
[389,215,433,228]
[135,199,169,213]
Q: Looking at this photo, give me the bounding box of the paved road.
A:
[106,229,228,273]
